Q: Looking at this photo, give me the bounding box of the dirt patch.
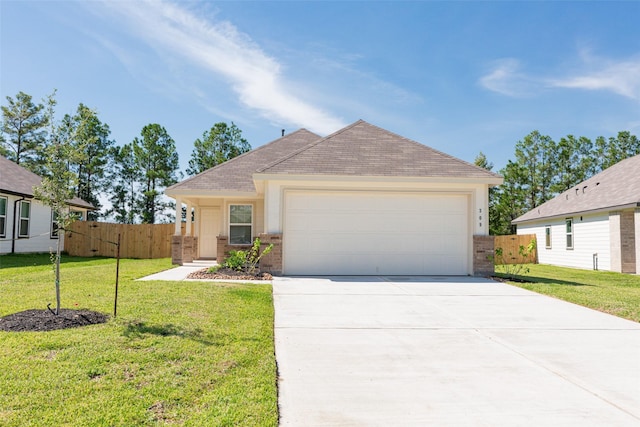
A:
[0,309,108,332]
[187,267,272,281]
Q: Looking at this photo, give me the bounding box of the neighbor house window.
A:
[229,204,252,245]
[51,210,59,239]
[71,210,84,221]
[565,218,573,249]
[18,200,31,238]
[0,196,6,238]
[545,226,551,249]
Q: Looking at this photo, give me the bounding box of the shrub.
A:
[220,238,274,274]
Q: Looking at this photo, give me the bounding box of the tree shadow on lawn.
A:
[122,321,227,346]
[0,253,110,268]
[495,273,594,287]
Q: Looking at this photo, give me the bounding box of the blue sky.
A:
[2,0,639,174]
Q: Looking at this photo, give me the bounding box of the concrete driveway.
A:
[273,276,640,426]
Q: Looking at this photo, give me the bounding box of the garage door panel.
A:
[284,192,469,275]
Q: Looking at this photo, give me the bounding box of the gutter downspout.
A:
[11,197,25,254]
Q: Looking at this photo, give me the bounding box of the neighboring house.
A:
[166,120,502,275]
[0,156,94,254]
[513,154,640,274]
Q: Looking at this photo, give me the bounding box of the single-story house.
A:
[0,156,94,254]
[166,120,503,275]
[513,154,640,274]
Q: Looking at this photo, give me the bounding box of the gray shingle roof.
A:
[258,120,502,180]
[513,154,640,224]
[0,156,94,209]
[166,129,322,193]
[167,120,502,195]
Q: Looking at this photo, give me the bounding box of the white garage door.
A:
[283,191,469,275]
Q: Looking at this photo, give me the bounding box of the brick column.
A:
[473,235,495,277]
[172,235,184,265]
[620,210,636,274]
[259,233,283,275]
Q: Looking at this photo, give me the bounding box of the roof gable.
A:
[257,120,501,180]
[0,156,94,209]
[513,154,640,223]
[166,129,322,193]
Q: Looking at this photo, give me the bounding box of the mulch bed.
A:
[187,267,272,281]
[0,309,108,332]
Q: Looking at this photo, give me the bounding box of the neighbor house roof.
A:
[257,120,502,181]
[167,120,501,196]
[166,129,322,194]
[513,154,640,224]
[0,156,94,209]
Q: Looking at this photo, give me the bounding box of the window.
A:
[545,226,552,249]
[18,200,30,238]
[0,196,6,238]
[229,204,252,245]
[565,218,573,249]
[51,210,59,239]
[71,210,84,221]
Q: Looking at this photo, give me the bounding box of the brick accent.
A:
[172,236,198,265]
[216,236,252,264]
[258,233,283,275]
[620,210,636,274]
[216,234,283,275]
[473,235,495,277]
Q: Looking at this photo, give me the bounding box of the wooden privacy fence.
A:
[493,234,538,265]
[64,221,179,259]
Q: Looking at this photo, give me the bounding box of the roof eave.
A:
[165,189,259,199]
[253,173,503,185]
[512,201,640,224]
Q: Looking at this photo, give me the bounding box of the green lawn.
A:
[496,263,640,322]
[0,254,277,426]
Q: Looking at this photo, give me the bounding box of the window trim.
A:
[545,225,552,249]
[565,218,573,250]
[0,196,7,238]
[18,200,31,238]
[228,204,253,245]
[51,210,59,239]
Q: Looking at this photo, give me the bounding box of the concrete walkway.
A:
[137,260,217,281]
[273,276,640,426]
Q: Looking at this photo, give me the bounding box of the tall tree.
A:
[552,135,595,194]
[492,161,528,235]
[33,94,87,315]
[0,91,48,172]
[106,144,139,224]
[513,131,555,211]
[594,131,640,172]
[187,122,250,176]
[132,124,180,224]
[66,104,114,220]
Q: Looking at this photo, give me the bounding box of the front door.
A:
[200,208,221,259]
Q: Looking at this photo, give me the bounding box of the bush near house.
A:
[0,254,277,426]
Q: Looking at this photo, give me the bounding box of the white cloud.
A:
[87,0,346,134]
[478,59,537,97]
[480,53,640,102]
[550,56,640,101]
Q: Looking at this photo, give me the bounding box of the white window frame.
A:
[229,204,253,245]
[545,225,551,249]
[18,200,31,238]
[51,210,59,239]
[0,196,7,238]
[565,218,573,250]
[71,210,84,221]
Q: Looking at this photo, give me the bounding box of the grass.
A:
[495,263,640,322]
[0,254,277,426]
